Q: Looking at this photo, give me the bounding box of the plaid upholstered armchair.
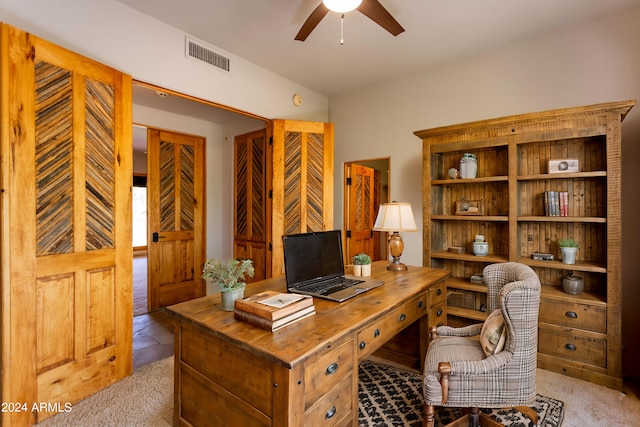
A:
[422,262,541,427]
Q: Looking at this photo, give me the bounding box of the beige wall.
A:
[330,5,640,379]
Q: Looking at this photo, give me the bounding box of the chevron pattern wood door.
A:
[347,164,376,261]
[147,128,205,311]
[0,24,132,426]
[271,120,334,276]
[234,129,268,282]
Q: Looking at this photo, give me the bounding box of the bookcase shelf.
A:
[415,100,635,391]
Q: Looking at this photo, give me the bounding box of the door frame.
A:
[343,158,391,263]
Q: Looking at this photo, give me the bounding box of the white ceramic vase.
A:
[361,264,372,277]
[561,247,577,264]
[220,284,246,311]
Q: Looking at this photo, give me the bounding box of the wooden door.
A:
[345,164,376,262]
[0,23,132,425]
[233,129,269,282]
[270,120,334,277]
[147,128,205,311]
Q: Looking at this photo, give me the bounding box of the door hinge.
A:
[269,189,273,198]
[346,230,351,238]
[346,177,352,185]
[269,136,273,145]
[268,242,273,251]
[370,229,374,238]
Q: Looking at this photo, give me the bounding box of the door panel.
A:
[346,164,376,261]
[234,129,268,282]
[147,129,205,311]
[270,120,334,277]
[1,23,132,425]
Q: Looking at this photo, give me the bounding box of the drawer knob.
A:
[398,313,407,322]
[565,311,578,318]
[359,341,366,350]
[436,308,443,317]
[325,363,338,376]
[374,328,380,338]
[325,405,337,419]
[418,300,424,309]
[437,288,442,296]
[565,343,577,351]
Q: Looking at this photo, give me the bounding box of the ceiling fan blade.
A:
[357,0,405,36]
[295,3,330,41]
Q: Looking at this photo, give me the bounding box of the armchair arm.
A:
[435,323,482,338]
[449,350,513,376]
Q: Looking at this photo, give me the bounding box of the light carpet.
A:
[133,256,148,316]
[39,357,576,427]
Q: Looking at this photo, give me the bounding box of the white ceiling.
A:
[117,0,640,97]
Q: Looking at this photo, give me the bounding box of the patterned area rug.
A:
[358,359,565,427]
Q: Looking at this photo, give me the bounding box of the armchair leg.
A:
[423,403,435,427]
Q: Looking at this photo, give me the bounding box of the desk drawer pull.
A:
[437,288,442,296]
[436,308,443,317]
[565,343,577,351]
[418,301,424,309]
[398,313,406,322]
[374,328,380,338]
[325,405,337,419]
[565,311,578,318]
[325,363,338,376]
[359,341,366,350]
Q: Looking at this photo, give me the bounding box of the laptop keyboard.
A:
[297,276,364,295]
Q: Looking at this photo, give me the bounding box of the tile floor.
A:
[133,309,175,369]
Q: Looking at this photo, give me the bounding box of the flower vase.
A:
[220,284,246,311]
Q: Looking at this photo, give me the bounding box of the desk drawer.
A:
[357,292,427,359]
[305,376,353,426]
[305,339,354,407]
[430,302,446,328]
[538,327,606,368]
[539,298,606,334]
[429,280,447,308]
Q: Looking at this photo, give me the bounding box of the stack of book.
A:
[543,191,569,217]
[234,291,315,332]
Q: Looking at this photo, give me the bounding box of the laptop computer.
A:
[282,230,384,302]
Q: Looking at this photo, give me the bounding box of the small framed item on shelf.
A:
[455,199,484,216]
[548,158,579,173]
[531,252,554,261]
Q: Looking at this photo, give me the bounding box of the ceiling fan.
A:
[295,0,404,42]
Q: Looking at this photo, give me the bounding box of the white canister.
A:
[460,153,477,179]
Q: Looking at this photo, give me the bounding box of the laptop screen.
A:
[282,230,345,287]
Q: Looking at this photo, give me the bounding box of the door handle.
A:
[152,232,159,243]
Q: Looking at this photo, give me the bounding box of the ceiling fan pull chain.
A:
[340,13,345,45]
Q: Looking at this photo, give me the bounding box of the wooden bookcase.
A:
[415,100,635,391]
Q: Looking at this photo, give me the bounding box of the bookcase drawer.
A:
[539,298,606,334]
[356,292,428,359]
[304,339,354,407]
[538,327,606,368]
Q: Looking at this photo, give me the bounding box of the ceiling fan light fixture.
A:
[322,0,362,13]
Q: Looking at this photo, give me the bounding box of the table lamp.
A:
[373,202,417,271]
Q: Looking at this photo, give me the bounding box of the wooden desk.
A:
[167,261,449,426]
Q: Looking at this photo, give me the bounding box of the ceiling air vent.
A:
[185,36,231,73]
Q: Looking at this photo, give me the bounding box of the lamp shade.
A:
[322,0,363,13]
[373,202,417,232]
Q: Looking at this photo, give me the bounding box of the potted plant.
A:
[352,253,372,277]
[202,258,254,311]
[558,237,578,265]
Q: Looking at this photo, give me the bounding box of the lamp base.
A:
[386,261,408,271]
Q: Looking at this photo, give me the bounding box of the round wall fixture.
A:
[292,93,303,106]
